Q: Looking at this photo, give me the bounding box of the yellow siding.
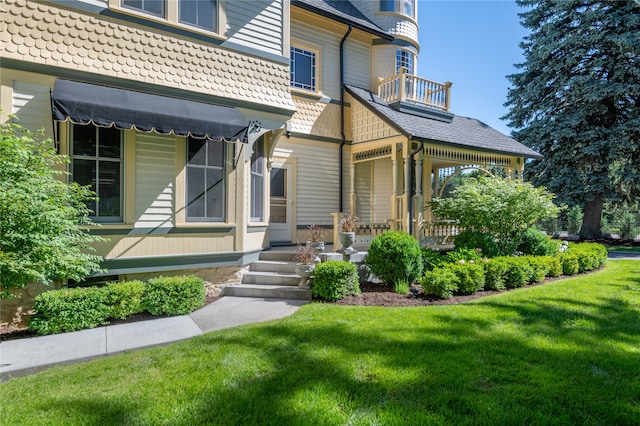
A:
[226,0,284,56]
[95,234,236,259]
[351,97,401,143]
[372,158,392,221]
[290,98,341,139]
[10,80,54,137]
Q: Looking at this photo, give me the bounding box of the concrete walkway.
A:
[0,297,307,381]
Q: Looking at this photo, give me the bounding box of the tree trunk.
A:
[580,194,604,239]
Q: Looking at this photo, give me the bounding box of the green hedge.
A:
[365,231,423,287]
[143,275,206,316]
[421,268,459,299]
[106,280,146,319]
[312,260,360,301]
[29,287,111,335]
[444,262,486,294]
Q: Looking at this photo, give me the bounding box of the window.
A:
[396,49,415,74]
[71,124,123,222]
[379,0,415,18]
[290,46,317,92]
[250,140,265,222]
[120,0,218,33]
[186,138,225,221]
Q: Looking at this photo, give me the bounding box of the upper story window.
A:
[70,124,124,223]
[120,0,219,33]
[396,49,415,74]
[186,137,226,221]
[379,0,415,18]
[290,46,317,92]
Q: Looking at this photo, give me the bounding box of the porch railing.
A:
[418,220,461,248]
[377,70,452,112]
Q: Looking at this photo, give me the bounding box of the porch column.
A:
[414,150,423,239]
[403,155,410,231]
[349,161,356,216]
[433,167,440,198]
[423,157,432,222]
[391,156,398,230]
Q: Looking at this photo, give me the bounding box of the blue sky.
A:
[417,0,529,135]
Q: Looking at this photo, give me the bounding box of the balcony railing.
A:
[377,69,452,112]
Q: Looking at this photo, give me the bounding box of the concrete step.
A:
[259,251,297,262]
[224,284,312,300]
[249,260,297,274]
[241,271,300,286]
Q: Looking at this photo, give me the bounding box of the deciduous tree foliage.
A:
[504,0,640,239]
[431,177,560,255]
[0,120,103,298]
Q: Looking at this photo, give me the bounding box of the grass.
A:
[607,245,640,253]
[2,261,640,425]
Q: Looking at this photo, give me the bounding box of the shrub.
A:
[142,275,206,316]
[619,212,637,240]
[522,256,547,283]
[421,268,459,299]
[483,258,510,290]
[445,263,485,295]
[365,231,422,287]
[421,248,445,272]
[566,205,583,235]
[394,280,410,295]
[444,247,484,264]
[569,242,607,272]
[106,280,146,319]
[518,228,559,256]
[502,257,533,288]
[311,260,360,301]
[29,287,111,335]
[540,256,563,277]
[454,230,501,258]
[559,253,580,275]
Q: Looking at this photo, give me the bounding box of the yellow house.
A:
[0,0,540,314]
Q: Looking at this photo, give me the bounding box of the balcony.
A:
[377,69,452,113]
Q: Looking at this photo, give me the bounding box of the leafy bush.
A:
[421,248,445,272]
[559,253,580,275]
[453,230,501,258]
[421,268,459,299]
[394,280,410,295]
[106,280,146,319]
[569,242,607,272]
[365,231,423,287]
[501,257,533,288]
[311,260,360,301]
[540,256,563,277]
[521,256,547,283]
[444,247,484,264]
[142,275,206,316]
[445,263,486,294]
[29,287,111,335]
[518,228,559,256]
[483,258,510,290]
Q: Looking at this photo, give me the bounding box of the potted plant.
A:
[306,223,325,261]
[294,243,316,289]
[339,213,359,253]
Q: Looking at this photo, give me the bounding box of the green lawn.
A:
[607,245,640,253]
[2,261,640,425]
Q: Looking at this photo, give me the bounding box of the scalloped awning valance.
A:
[52,79,248,142]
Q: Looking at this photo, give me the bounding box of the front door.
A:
[269,163,293,244]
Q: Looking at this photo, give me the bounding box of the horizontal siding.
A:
[291,21,341,99]
[226,0,283,56]
[11,81,54,138]
[344,39,371,89]
[355,161,372,222]
[372,158,392,221]
[134,133,176,231]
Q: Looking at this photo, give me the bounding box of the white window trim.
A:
[377,0,417,20]
[185,138,227,223]
[290,38,323,97]
[396,48,416,75]
[110,0,226,39]
[249,140,266,223]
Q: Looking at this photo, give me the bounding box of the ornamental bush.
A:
[518,228,560,256]
[105,280,146,319]
[444,263,486,295]
[143,275,206,316]
[521,256,547,283]
[421,268,459,299]
[421,248,445,272]
[453,230,501,258]
[311,260,360,301]
[540,255,563,277]
[502,257,533,288]
[569,242,607,272]
[29,287,111,335]
[483,258,510,290]
[559,253,580,275]
[365,231,423,287]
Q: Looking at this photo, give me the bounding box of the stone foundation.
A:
[0,281,62,328]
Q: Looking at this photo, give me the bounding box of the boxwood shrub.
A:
[445,262,485,294]
[142,275,206,316]
[518,228,559,256]
[311,260,360,301]
[559,253,580,275]
[570,242,607,272]
[106,280,146,319]
[522,256,547,283]
[483,258,510,290]
[365,231,423,287]
[421,267,459,299]
[540,255,563,277]
[502,257,533,288]
[29,287,111,335]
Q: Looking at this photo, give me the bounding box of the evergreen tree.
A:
[504,0,640,239]
[0,119,104,298]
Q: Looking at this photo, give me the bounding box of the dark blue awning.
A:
[52,79,248,142]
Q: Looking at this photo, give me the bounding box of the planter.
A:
[295,263,315,289]
[306,241,325,263]
[339,231,357,254]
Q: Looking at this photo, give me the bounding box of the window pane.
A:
[180,0,216,31]
[291,47,316,91]
[403,0,414,16]
[73,124,96,156]
[270,168,285,198]
[380,0,395,12]
[251,173,264,221]
[98,161,121,217]
[206,140,224,168]
[122,0,164,17]
[98,127,121,158]
[205,169,224,218]
[187,139,206,165]
[73,159,97,214]
[187,167,205,217]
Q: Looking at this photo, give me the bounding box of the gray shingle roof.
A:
[346,85,542,159]
[292,0,393,40]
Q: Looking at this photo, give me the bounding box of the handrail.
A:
[377,71,452,112]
